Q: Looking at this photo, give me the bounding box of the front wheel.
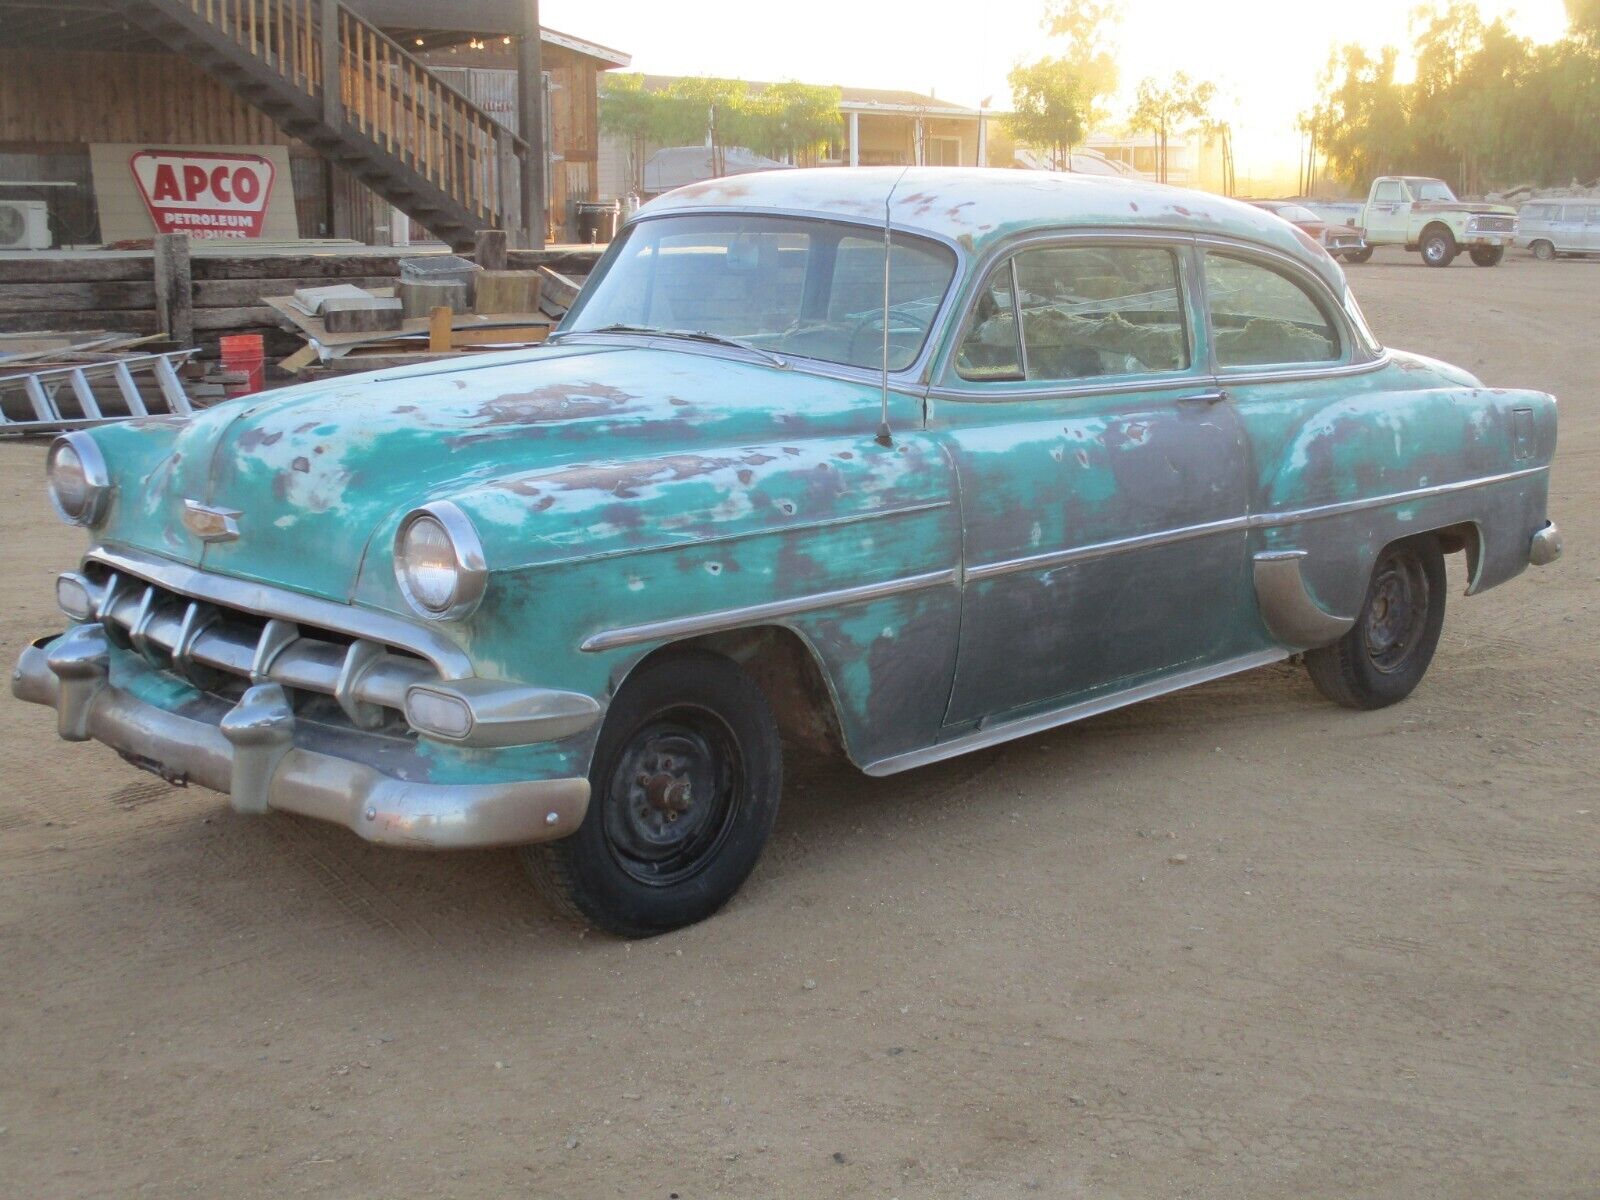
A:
[1342,246,1374,265]
[1420,229,1457,267]
[1531,240,1555,261]
[522,649,783,936]
[1470,244,1505,267]
[1304,536,1447,710]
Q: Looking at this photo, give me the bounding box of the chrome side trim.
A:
[863,648,1290,776]
[1257,465,1548,526]
[964,466,1550,583]
[966,515,1246,583]
[86,545,473,678]
[1251,551,1355,648]
[579,568,959,653]
[11,642,589,850]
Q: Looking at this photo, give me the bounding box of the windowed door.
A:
[931,240,1255,727]
[1366,180,1411,242]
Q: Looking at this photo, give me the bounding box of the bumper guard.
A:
[12,628,590,849]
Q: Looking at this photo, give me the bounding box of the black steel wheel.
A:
[1342,246,1374,265]
[522,648,782,936]
[1470,244,1505,267]
[1305,535,1447,710]
[1421,228,1457,267]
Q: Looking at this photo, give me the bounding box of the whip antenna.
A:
[877,167,910,448]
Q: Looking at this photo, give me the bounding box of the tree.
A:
[1127,73,1216,184]
[665,77,748,178]
[736,82,843,165]
[599,74,710,191]
[1005,58,1092,169]
[1041,0,1122,127]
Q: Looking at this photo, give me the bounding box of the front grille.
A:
[85,564,435,732]
[1471,215,1515,233]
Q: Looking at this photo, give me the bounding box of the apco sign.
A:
[129,150,276,239]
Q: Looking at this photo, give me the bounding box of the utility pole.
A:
[517,0,546,248]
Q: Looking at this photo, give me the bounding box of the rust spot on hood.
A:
[476,381,638,425]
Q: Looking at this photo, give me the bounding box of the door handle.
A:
[1177,389,1229,405]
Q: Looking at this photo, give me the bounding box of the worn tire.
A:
[1470,244,1505,267]
[1342,246,1374,265]
[1420,228,1457,267]
[521,648,783,937]
[1305,535,1447,710]
[1531,239,1555,261]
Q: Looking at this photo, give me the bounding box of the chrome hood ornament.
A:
[182,500,241,544]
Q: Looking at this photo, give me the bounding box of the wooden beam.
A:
[474,228,507,271]
[153,233,194,346]
[0,282,156,313]
[517,0,545,249]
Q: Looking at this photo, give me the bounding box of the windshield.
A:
[1409,179,1457,203]
[563,214,958,371]
[1274,204,1322,224]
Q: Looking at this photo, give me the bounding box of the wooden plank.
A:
[0,282,157,312]
[0,310,159,335]
[191,254,414,280]
[0,256,157,284]
[536,266,582,310]
[474,270,542,316]
[192,305,279,331]
[428,306,452,352]
[194,275,398,306]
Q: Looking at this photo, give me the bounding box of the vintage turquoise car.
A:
[13,168,1562,935]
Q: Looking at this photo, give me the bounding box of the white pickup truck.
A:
[1348,176,1518,268]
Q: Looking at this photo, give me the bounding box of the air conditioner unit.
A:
[0,200,51,250]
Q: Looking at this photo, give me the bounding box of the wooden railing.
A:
[177,0,528,231]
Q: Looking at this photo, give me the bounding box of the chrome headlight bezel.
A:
[393,501,488,621]
[46,432,112,527]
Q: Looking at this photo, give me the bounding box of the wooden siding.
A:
[0,50,303,147]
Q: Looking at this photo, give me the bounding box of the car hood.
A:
[93,341,889,603]
[1412,200,1517,216]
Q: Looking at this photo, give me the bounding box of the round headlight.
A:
[46,434,110,526]
[394,503,487,619]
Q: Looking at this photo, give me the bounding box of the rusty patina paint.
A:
[53,167,1557,786]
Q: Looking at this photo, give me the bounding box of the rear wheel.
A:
[1531,239,1555,261]
[522,649,783,937]
[1470,244,1505,267]
[1342,246,1374,264]
[1420,228,1457,267]
[1304,536,1447,710]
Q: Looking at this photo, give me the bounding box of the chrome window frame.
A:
[1191,234,1384,382]
[929,229,1210,403]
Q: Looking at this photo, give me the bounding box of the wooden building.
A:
[0,0,628,247]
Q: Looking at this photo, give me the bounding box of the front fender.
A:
[409,432,965,765]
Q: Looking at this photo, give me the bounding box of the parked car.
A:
[1249,199,1370,262]
[1352,176,1518,267]
[1515,199,1600,259]
[14,168,1562,935]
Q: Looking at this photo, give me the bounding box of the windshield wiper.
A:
[559,324,788,367]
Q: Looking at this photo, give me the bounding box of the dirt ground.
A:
[1,247,1595,1199]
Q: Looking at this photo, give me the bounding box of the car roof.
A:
[639,166,1344,290]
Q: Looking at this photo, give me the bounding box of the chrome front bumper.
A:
[1529,520,1563,567]
[12,628,590,849]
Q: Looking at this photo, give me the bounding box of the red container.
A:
[219,333,265,396]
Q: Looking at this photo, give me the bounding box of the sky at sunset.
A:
[540,0,1575,189]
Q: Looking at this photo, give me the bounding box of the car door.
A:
[1583,205,1600,254]
[1365,179,1410,242]
[928,237,1255,729]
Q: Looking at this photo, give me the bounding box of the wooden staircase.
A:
[113,0,531,249]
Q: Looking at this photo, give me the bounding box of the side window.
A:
[1011,245,1190,381]
[1205,252,1341,368]
[955,262,1022,381]
[1373,181,1404,203]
